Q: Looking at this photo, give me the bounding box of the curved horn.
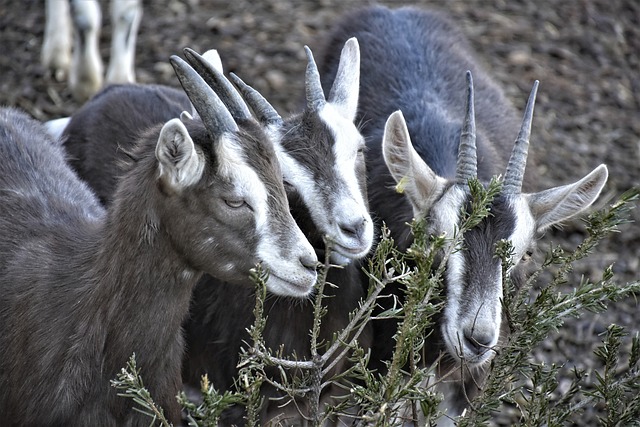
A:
[170,55,238,138]
[304,45,326,112]
[182,47,252,121]
[503,80,539,195]
[229,72,283,127]
[455,71,477,185]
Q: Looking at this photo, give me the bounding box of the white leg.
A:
[106,0,142,84]
[69,0,103,102]
[42,0,72,82]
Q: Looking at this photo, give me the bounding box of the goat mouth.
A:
[452,347,496,369]
[465,351,495,367]
[332,242,370,259]
[266,273,316,298]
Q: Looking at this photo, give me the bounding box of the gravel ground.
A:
[0,0,638,424]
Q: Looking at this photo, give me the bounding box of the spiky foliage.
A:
[111,354,172,427]
[113,188,640,426]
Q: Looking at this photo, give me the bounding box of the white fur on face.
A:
[217,134,317,297]
[318,103,373,261]
[436,189,539,367]
[430,186,469,361]
[269,103,373,264]
[216,134,269,230]
[506,196,537,268]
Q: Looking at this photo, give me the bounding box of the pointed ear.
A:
[327,37,360,121]
[202,49,223,73]
[526,164,608,232]
[156,118,204,191]
[383,111,448,215]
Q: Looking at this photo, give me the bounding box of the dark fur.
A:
[63,84,191,205]
[0,101,283,425]
[317,5,532,411]
[184,256,367,424]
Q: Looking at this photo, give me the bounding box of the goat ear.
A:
[202,49,223,73]
[156,118,204,191]
[526,164,608,232]
[383,111,447,215]
[327,37,360,121]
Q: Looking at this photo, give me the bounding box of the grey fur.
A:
[0,71,303,424]
[316,4,535,420]
[317,6,607,425]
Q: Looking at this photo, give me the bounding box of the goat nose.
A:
[338,218,366,239]
[463,329,494,355]
[299,252,318,273]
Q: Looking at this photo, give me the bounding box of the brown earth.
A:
[0,0,638,424]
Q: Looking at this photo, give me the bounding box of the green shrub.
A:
[112,187,640,426]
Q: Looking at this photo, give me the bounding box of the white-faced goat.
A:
[59,40,373,425]
[0,55,318,425]
[180,40,373,425]
[318,6,608,425]
[42,0,142,101]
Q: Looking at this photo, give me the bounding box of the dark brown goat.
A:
[318,6,608,424]
[0,54,317,425]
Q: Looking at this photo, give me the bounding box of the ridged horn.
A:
[229,72,283,127]
[503,80,539,195]
[455,71,477,185]
[182,47,252,121]
[170,55,238,139]
[304,45,326,112]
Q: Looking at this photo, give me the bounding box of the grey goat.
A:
[0,54,316,425]
[318,6,608,424]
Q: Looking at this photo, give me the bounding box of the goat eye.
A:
[522,250,533,261]
[225,199,246,209]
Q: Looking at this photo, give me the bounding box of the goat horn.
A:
[304,45,326,112]
[455,71,477,185]
[170,55,238,138]
[229,72,283,127]
[503,80,539,195]
[182,48,252,121]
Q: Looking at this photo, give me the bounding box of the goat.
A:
[42,0,142,101]
[317,6,608,424]
[180,40,372,425]
[58,40,372,425]
[0,53,318,425]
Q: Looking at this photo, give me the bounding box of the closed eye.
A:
[225,199,247,209]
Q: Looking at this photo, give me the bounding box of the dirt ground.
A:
[1,0,638,424]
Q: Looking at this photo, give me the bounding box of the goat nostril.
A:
[339,218,365,239]
[463,331,494,355]
[299,253,318,273]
